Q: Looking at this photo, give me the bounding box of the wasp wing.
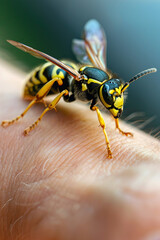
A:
[72,20,110,74]
[83,19,107,72]
[7,40,82,81]
[72,39,91,65]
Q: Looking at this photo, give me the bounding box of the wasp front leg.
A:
[115,118,133,137]
[1,77,63,127]
[91,105,112,159]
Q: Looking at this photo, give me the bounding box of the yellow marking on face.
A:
[115,87,121,95]
[87,78,101,85]
[114,95,124,109]
[115,85,123,95]
[109,108,119,117]
[109,89,114,94]
[82,83,88,91]
[109,85,123,96]
[99,85,112,108]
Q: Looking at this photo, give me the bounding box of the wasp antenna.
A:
[129,68,157,84]
[121,68,157,92]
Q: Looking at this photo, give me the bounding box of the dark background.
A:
[0,0,159,134]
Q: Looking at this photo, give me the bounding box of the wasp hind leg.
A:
[115,118,133,137]
[24,89,69,135]
[1,77,63,127]
[91,106,112,159]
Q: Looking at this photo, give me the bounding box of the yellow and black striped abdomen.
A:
[23,61,78,99]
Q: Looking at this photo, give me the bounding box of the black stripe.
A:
[35,70,40,80]
[33,71,44,85]
[43,65,54,80]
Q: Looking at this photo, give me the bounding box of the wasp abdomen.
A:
[23,61,77,99]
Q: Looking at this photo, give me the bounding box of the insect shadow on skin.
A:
[1,19,157,159]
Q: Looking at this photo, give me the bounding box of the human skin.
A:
[0,60,160,240]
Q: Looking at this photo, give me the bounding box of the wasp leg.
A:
[115,118,133,137]
[24,89,69,135]
[1,78,62,127]
[63,93,75,102]
[91,106,112,159]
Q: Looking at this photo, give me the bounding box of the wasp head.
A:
[98,67,157,118]
[98,78,124,118]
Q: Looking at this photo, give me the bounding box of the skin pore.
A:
[0,60,160,240]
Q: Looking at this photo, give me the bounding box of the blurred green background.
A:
[0,0,159,134]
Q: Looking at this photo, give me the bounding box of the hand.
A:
[0,60,160,240]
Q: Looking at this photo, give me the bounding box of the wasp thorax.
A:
[98,78,124,118]
[79,66,109,81]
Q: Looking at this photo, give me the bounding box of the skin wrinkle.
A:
[107,137,136,171]
[42,125,107,177]
[8,177,72,237]
[34,112,92,166]
[9,200,49,240]
[41,155,65,177]
[71,140,101,162]
[14,189,57,216]
[70,145,105,177]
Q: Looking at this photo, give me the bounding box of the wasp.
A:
[1,19,157,158]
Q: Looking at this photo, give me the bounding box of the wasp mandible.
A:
[1,19,157,158]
